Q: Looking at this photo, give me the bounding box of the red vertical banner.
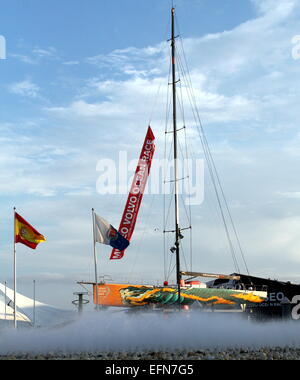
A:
[110,126,156,260]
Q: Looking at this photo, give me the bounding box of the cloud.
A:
[8,79,40,98]
[0,120,96,199]
[251,0,297,17]
[86,45,166,76]
[32,46,57,58]
[277,191,300,199]
[10,53,37,65]
[11,46,59,65]
[62,60,80,66]
[46,99,133,119]
[44,0,300,135]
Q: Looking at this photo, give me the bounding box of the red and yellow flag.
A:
[15,212,46,250]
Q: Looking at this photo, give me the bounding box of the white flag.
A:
[93,212,130,251]
[94,214,112,245]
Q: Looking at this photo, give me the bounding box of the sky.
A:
[1,0,300,309]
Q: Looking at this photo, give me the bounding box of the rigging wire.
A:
[163,45,194,281]
[175,27,250,275]
[179,238,189,274]
[130,6,250,283]
[183,124,194,272]
[176,48,240,274]
[175,47,194,275]
[128,15,173,281]
[177,70,194,271]
[164,58,174,280]
[128,194,157,283]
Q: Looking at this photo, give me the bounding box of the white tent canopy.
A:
[0,283,75,327]
[0,296,30,323]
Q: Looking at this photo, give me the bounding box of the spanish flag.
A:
[15,212,46,250]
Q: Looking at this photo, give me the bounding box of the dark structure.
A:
[208,273,300,320]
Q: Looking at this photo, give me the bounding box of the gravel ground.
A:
[0,348,300,360]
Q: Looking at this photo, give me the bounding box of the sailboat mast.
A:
[171,7,182,299]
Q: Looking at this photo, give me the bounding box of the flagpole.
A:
[4,281,7,321]
[92,209,99,310]
[13,207,17,329]
[33,280,36,327]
